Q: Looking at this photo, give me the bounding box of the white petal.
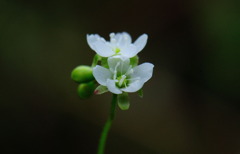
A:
[108,57,130,73]
[93,65,112,86]
[120,44,138,58]
[122,32,132,43]
[117,32,132,47]
[108,57,121,72]
[134,34,148,52]
[110,32,118,45]
[131,63,154,83]
[113,33,122,41]
[121,80,144,93]
[106,79,122,94]
[93,41,115,57]
[118,58,131,74]
[87,34,101,50]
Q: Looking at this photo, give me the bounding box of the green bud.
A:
[130,56,139,67]
[77,81,95,99]
[71,65,94,83]
[117,93,130,110]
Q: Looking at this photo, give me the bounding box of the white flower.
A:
[87,32,148,58]
[93,57,154,94]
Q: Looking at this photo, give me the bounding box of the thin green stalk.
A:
[97,94,117,154]
[91,54,101,67]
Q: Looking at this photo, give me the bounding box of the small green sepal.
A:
[130,56,139,67]
[101,57,109,68]
[117,93,130,110]
[77,81,95,99]
[94,85,108,95]
[137,88,143,98]
[71,65,94,83]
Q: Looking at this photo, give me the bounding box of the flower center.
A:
[116,75,128,88]
[115,48,120,54]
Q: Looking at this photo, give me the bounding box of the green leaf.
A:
[117,93,130,110]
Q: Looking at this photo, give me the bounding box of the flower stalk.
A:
[97,94,117,154]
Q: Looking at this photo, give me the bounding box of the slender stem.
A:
[91,54,101,67]
[97,94,117,154]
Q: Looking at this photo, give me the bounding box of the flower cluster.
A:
[71,32,154,110]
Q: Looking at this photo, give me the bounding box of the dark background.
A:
[1,0,240,153]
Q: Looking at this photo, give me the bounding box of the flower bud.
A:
[77,81,95,99]
[71,65,94,83]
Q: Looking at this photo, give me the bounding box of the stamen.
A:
[124,82,127,88]
[113,71,117,80]
[113,62,120,80]
[125,65,133,75]
[119,75,126,87]
[115,62,120,71]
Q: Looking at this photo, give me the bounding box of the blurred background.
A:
[0,0,240,153]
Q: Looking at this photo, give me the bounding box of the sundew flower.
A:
[93,56,154,94]
[71,32,155,153]
[87,32,148,58]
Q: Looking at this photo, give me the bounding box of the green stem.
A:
[91,54,101,67]
[97,94,117,154]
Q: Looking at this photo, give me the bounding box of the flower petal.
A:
[121,80,144,93]
[93,65,112,86]
[120,44,138,58]
[131,63,154,83]
[87,34,100,51]
[106,79,122,94]
[93,41,115,57]
[108,57,130,74]
[122,32,132,43]
[134,34,148,52]
[117,32,132,47]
